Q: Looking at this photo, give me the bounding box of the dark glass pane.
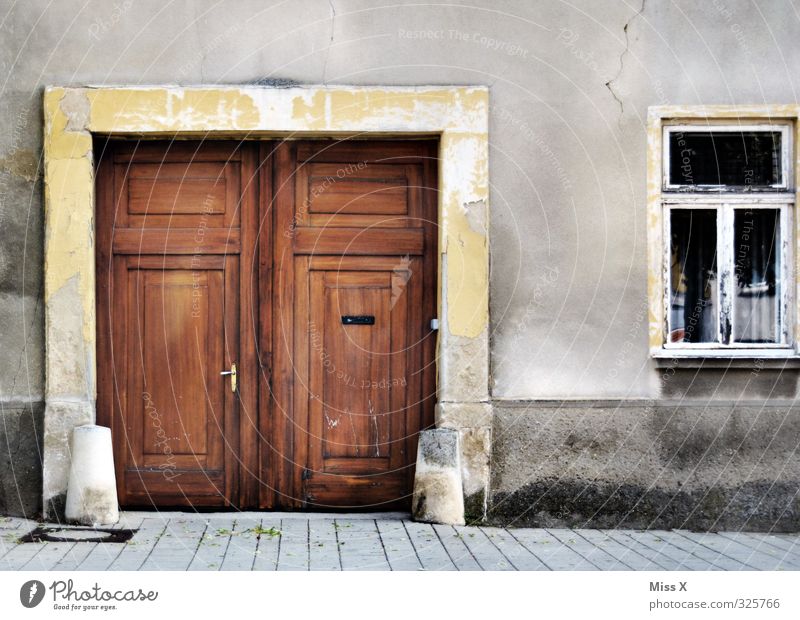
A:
[670,209,718,343]
[669,131,782,187]
[733,209,780,343]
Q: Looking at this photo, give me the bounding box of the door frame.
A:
[41,85,491,519]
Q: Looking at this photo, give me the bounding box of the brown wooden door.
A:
[96,141,258,507]
[269,140,438,509]
[96,138,436,510]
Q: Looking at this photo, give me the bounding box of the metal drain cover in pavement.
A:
[19,527,136,543]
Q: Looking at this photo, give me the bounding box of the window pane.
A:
[670,209,718,343]
[733,209,781,343]
[669,130,782,187]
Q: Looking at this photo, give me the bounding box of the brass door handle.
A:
[220,363,237,393]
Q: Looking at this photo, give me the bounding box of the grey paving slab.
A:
[19,541,76,570]
[403,520,456,570]
[0,530,17,559]
[737,532,800,559]
[432,524,482,570]
[50,543,98,571]
[1,540,46,570]
[188,518,236,571]
[335,519,390,571]
[309,518,340,571]
[547,528,629,570]
[625,531,717,571]
[60,541,123,571]
[140,518,208,570]
[107,519,168,571]
[678,530,795,570]
[604,530,683,570]
[0,517,25,530]
[453,525,514,571]
[375,519,422,570]
[577,529,660,570]
[1,512,798,572]
[507,528,598,570]
[219,518,261,571]
[716,532,800,569]
[664,530,755,570]
[251,518,282,571]
[277,517,309,571]
[480,526,549,570]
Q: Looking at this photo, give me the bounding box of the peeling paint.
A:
[88,88,261,132]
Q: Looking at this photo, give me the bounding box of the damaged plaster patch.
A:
[0,149,39,182]
[463,199,487,236]
[60,89,90,132]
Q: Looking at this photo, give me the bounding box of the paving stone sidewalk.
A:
[1,512,798,571]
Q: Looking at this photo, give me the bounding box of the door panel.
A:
[96,141,256,508]
[121,258,232,504]
[272,140,438,509]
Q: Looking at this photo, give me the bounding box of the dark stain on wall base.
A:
[464,489,486,524]
[0,402,44,518]
[488,478,800,532]
[44,493,67,524]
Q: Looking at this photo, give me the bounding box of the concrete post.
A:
[65,425,119,526]
[412,428,465,525]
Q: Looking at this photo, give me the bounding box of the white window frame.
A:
[648,112,798,359]
[664,123,792,192]
[663,198,792,352]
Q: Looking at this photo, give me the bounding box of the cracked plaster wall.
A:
[2,1,799,521]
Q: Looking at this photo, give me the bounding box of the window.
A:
[658,121,794,355]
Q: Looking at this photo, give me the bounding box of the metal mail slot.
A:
[341,315,375,325]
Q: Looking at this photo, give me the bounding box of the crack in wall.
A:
[321,0,337,84]
[604,0,647,122]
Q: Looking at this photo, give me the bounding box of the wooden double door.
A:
[96,139,438,509]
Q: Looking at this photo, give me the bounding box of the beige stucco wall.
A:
[2,0,800,527]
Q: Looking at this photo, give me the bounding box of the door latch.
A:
[220,362,237,393]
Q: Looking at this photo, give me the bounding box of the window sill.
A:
[653,349,800,369]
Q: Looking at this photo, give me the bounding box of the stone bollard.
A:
[65,425,119,526]
[411,428,465,525]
